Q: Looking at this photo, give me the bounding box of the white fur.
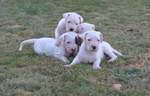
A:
[55,12,84,39]
[77,23,123,62]
[64,31,103,69]
[19,32,79,63]
[76,22,95,40]
[102,41,123,62]
[76,23,95,34]
[64,31,123,69]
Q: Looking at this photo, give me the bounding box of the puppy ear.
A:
[99,32,103,43]
[55,34,66,47]
[75,35,83,46]
[84,32,88,41]
[91,24,95,30]
[63,13,70,21]
[79,16,84,24]
[76,26,80,34]
[76,25,83,34]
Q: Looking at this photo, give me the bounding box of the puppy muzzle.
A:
[91,45,98,52]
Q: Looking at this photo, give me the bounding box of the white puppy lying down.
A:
[55,12,84,39]
[64,31,123,69]
[19,32,79,63]
[76,22,123,61]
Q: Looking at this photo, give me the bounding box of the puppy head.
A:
[76,23,95,34]
[56,32,79,55]
[83,31,102,52]
[63,12,84,32]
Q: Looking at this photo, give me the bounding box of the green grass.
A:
[0,0,150,95]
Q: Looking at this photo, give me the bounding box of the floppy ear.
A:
[84,32,88,41]
[75,35,83,46]
[99,32,103,43]
[76,26,80,33]
[76,25,83,34]
[63,13,70,21]
[55,34,66,47]
[91,24,95,30]
[79,16,84,24]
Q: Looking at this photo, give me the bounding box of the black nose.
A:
[71,49,75,52]
[70,28,74,31]
[92,46,96,49]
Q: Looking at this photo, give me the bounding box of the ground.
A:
[0,0,150,96]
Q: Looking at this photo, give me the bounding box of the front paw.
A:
[108,57,117,62]
[64,60,70,64]
[64,65,71,68]
[93,65,101,70]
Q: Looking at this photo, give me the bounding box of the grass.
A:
[0,0,150,95]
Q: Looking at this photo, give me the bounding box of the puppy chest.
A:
[79,53,97,63]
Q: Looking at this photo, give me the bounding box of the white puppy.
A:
[64,31,123,69]
[65,31,103,69]
[74,23,96,46]
[76,22,95,34]
[55,12,84,39]
[77,23,123,62]
[19,32,79,63]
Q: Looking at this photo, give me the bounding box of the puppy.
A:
[64,31,123,69]
[19,32,79,63]
[77,23,123,62]
[75,23,95,45]
[64,31,103,69]
[55,12,84,39]
[76,22,95,34]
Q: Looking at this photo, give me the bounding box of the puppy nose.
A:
[71,49,76,52]
[70,28,74,31]
[92,46,96,49]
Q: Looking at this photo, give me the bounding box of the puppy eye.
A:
[88,39,90,41]
[98,39,100,42]
[76,23,78,25]
[68,21,71,23]
[67,41,70,44]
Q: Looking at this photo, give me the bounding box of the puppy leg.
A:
[93,59,101,70]
[55,55,70,63]
[112,48,123,56]
[55,28,61,39]
[103,46,117,62]
[64,57,81,68]
[106,50,117,62]
[108,56,117,62]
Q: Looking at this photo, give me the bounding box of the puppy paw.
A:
[108,60,113,62]
[64,65,71,68]
[64,60,70,64]
[108,57,117,62]
[93,65,101,70]
[108,60,114,62]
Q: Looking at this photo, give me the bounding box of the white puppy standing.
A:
[55,12,84,39]
[64,31,123,69]
[19,32,79,63]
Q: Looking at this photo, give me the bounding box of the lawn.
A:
[0,0,150,96]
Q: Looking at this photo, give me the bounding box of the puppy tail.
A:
[19,39,38,51]
[112,48,123,56]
